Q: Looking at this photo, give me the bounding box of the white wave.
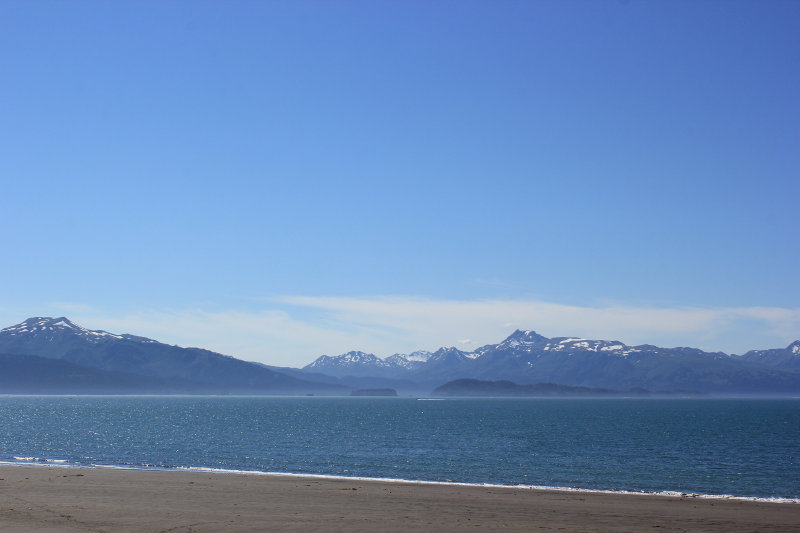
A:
[90,464,140,470]
[10,456,71,464]
[176,466,267,475]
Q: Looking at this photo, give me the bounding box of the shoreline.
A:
[2,460,798,505]
[1,465,799,532]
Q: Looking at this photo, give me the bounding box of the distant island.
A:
[432,379,653,397]
[350,388,398,397]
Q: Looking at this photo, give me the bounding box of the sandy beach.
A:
[0,466,797,532]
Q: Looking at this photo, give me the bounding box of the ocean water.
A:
[0,396,797,501]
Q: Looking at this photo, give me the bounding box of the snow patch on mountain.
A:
[405,350,433,363]
[384,351,433,370]
[541,337,637,356]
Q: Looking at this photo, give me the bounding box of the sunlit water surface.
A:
[0,396,797,501]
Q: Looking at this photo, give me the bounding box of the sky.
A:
[1,1,798,366]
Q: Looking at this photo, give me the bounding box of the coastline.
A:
[1,465,798,532]
[3,459,799,504]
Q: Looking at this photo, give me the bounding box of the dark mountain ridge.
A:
[432,379,651,397]
[739,341,800,369]
[0,352,212,394]
[0,317,347,395]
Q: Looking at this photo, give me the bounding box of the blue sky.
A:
[1,1,798,365]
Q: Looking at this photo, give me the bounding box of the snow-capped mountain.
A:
[0,317,346,395]
[0,317,156,344]
[307,349,442,377]
[488,329,548,349]
[305,350,400,378]
[433,346,479,361]
[384,351,432,370]
[309,350,391,368]
[301,330,800,393]
[405,350,434,362]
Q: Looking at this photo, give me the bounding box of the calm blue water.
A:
[0,396,797,501]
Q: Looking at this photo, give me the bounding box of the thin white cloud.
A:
[65,308,364,368]
[278,296,800,357]
[2,297,798,368]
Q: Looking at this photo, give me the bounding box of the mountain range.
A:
[303,329,800,394]
[0,317,347,395]
[1,317,798,395]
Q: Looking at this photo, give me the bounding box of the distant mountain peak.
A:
[343,350,372,356]
[339,351,382,362]
[432,346,466,355]
[501,329,548,345]
[2,316,92,336]
[306,350,388,369]
[405,350,433,362]
[0,316,155,344]
[384,350,432,370]
[386,350,432,364]
[5,316,80,331]
[429,345,479,362]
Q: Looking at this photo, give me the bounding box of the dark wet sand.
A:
[0,466,798,532]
